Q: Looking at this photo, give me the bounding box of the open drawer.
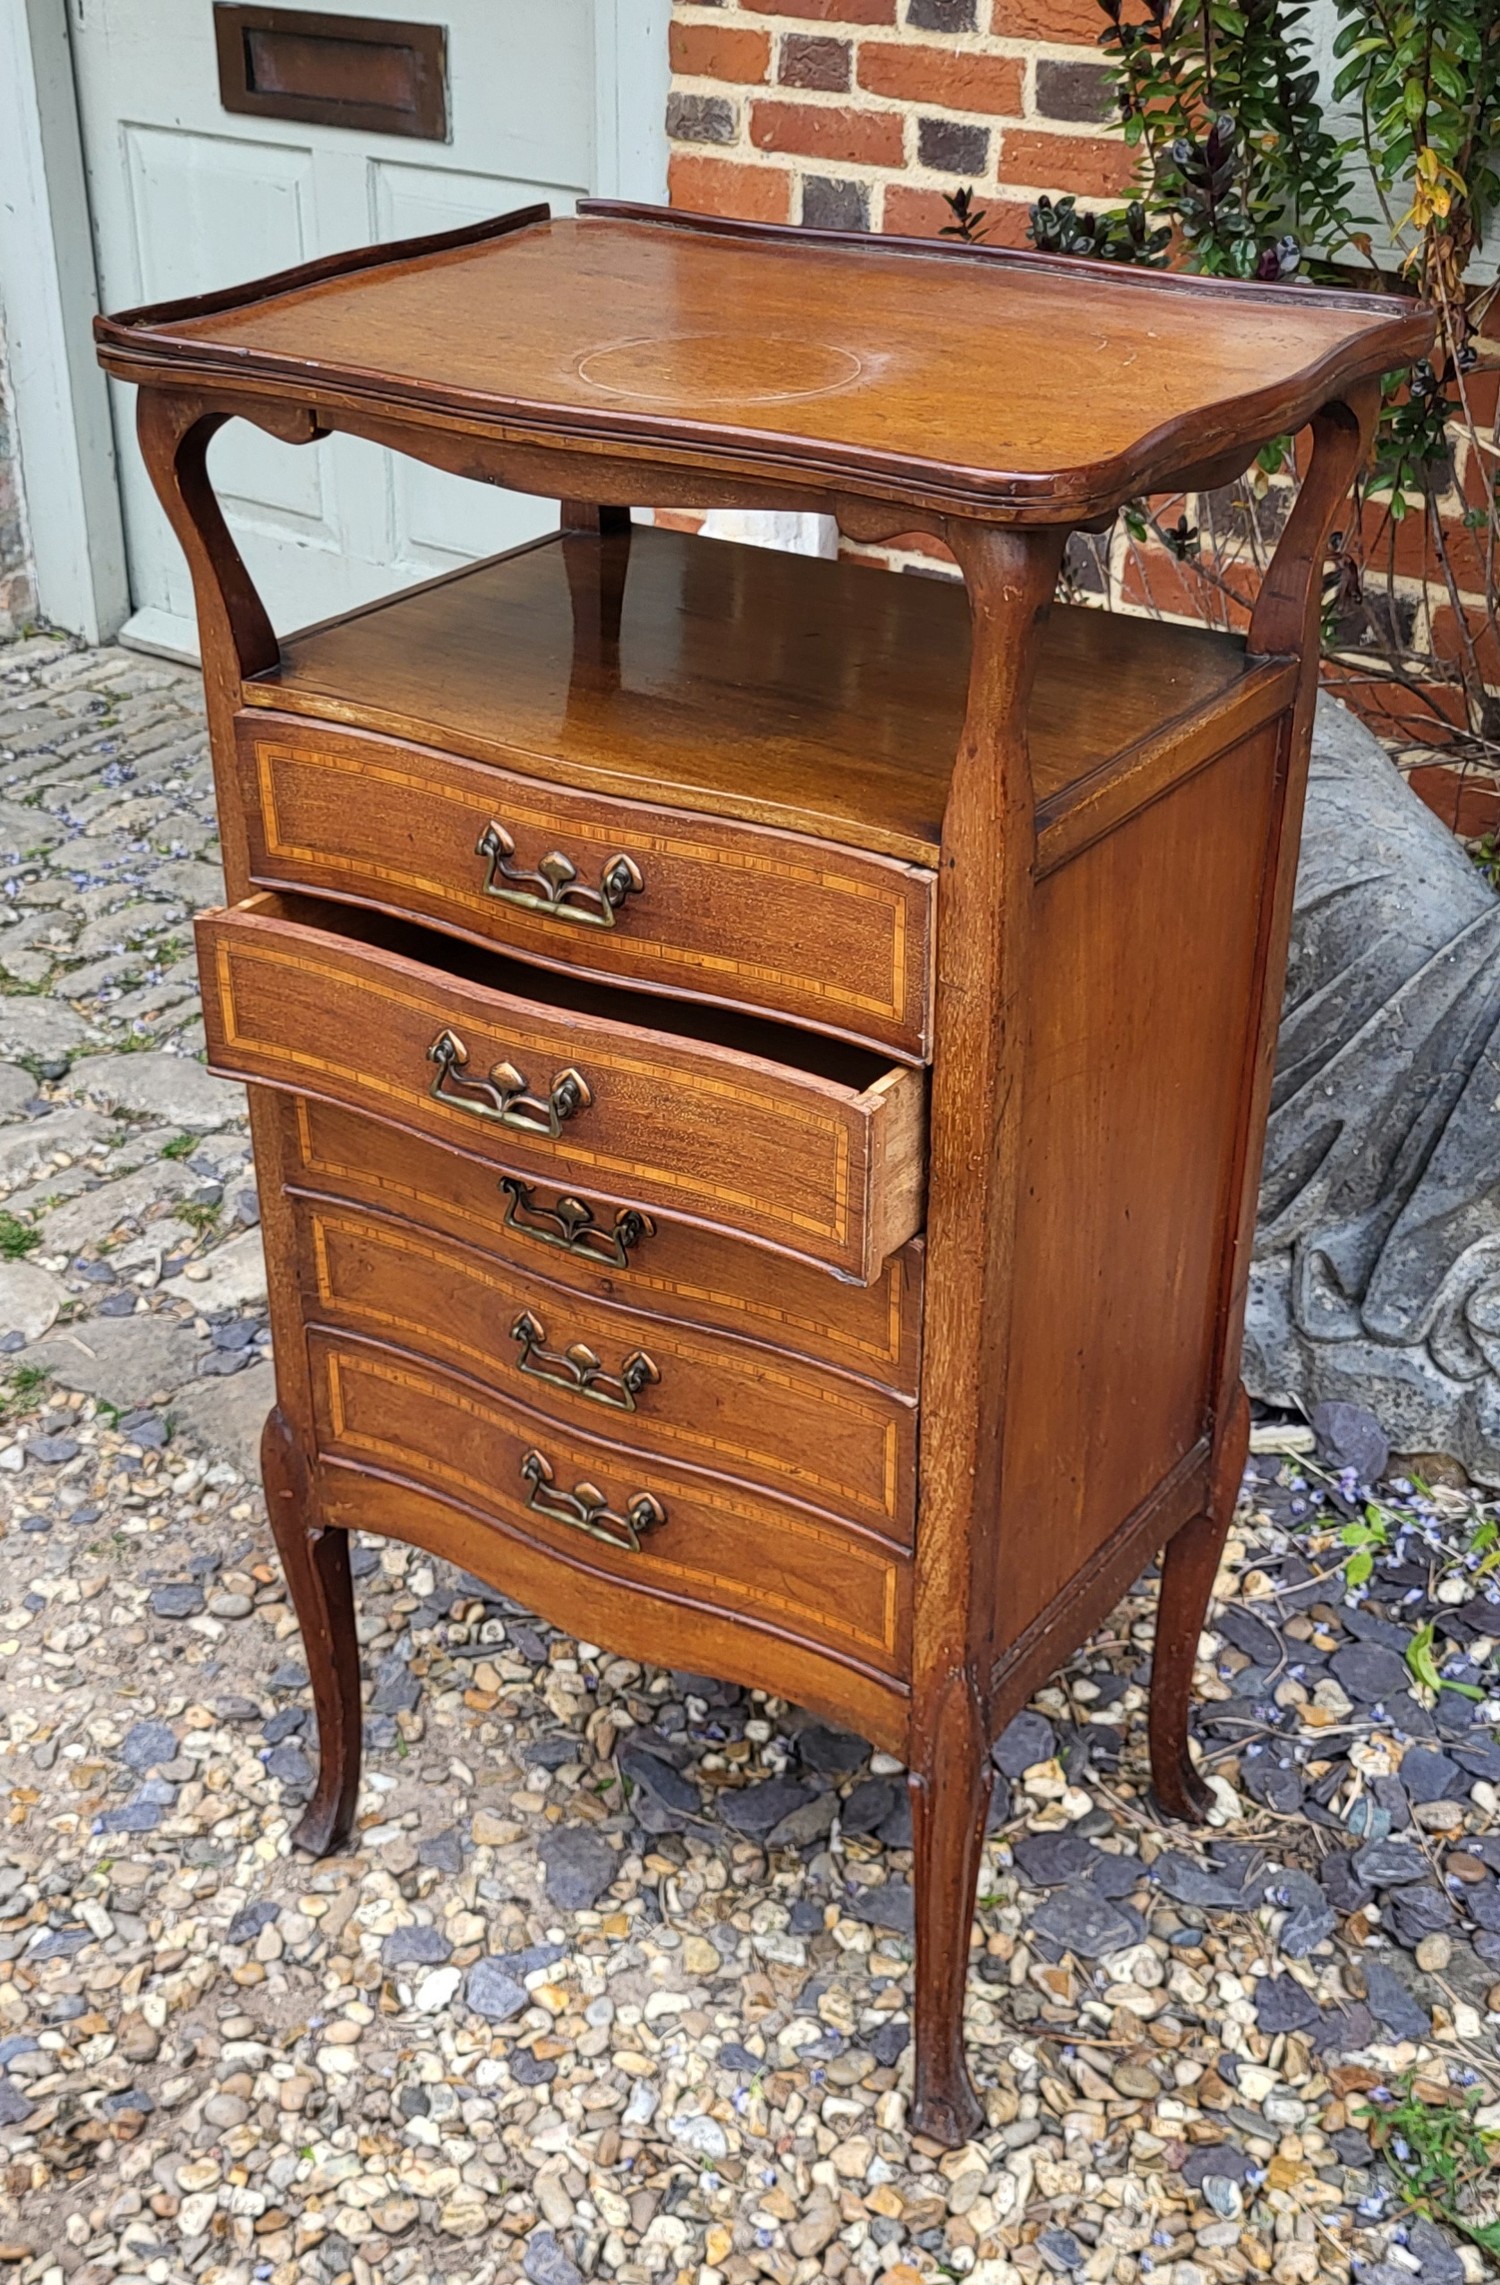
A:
[197,894,927,1281]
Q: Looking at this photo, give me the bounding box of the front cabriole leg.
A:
[909,1671,993,2144]
[262,1405,362,1855]
[907,520,1064,2146]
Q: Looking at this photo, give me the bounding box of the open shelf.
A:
[246,524,1290,869]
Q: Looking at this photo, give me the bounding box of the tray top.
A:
[95,202,1432,522]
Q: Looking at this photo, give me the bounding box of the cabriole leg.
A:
[1149,1387,1250,1822]
[909,1675,992,2146]
[262,1406,362,1855]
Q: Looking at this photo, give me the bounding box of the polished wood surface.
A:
[95,205,1431,523]
[309,1330,911,1680]
[237,698,938,1060]
[320,1464,910,1757]
[198,893,927,1279]
[282,1092,926,1393]
[106,207,1425,2147]
[249,524,1291,870]
[994,722,1281,1652]
[295,1193,918,1540]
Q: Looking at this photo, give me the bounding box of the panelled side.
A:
[990,720,1286,1658]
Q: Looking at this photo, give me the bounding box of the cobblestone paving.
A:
[0,630,1498,2285]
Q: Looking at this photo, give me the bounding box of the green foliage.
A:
[159,1133,197,1161]
[949,0,1500,765]
[1338,1500,1390,1588]
[1029,193,1172,264]
[1356,2077,1500,2257]
[1099,0,1363,278]
[1332,0,1500,268]
[1,1364,48,1420]
[1406,1617,1484,1698]
[0,1211,39,1261]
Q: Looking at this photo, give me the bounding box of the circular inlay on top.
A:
[576,333,863,406]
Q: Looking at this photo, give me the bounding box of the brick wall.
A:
[0,311,37,639]
[666,0,1127,240]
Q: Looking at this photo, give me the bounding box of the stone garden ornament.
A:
[1248,693,1500,1481]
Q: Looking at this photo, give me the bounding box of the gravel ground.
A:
[0,628,1498,2285]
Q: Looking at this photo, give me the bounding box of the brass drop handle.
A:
[500,1177,655,1268]
[476,820,644,928]
[520,1447,666,1552]
[427,1028,591,1139]
[511,1310,660,1411]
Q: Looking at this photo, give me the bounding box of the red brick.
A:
[667,152,794,224]
[750,99,906,166]
[1361,498,1491,596]
[743,0,895,20]
[1321,663,1468,739]
[858,42,1024,113]
[884,185,1034,244]
[1430,603,1500,686]
[1405,759,1500,837]
[881,183,963,239]
[998,127,1134,198]
[779,33,852,90]
[991,0,1106,37]
[1118,546,1254,632]
[670,22,772,83]
[1458,360,1500,428]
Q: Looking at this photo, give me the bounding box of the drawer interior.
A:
[243,890,897,1095]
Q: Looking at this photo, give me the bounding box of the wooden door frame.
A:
[0,0,669,644]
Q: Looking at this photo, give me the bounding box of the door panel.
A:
[71,0,599,652]
[123,127,330,536]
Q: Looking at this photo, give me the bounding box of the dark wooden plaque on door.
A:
[213,4,448,140]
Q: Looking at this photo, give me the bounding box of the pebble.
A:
[538,1824,617,1909]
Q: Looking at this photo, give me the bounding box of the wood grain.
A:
[309,1329,911,1678]
[96,205,1432,524]
[237,703,937,1060]
[281,1092,926,1392]
[249,524,1287,870]
[907,520,1063,2143]
[320,1463,910,1756]
[296,1193,918,1540]
[198,893,927,1279]
[101,203,1419,2150]
[992,721,1282,1655]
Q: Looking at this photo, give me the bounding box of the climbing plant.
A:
[950,2,1500,779]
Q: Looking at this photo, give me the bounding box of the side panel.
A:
[991,721,1285,1653]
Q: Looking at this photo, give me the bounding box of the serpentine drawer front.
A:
[196,895,927,1280]
[307,1330,911,1683]
[276,1093,926,1395]
[100,195,1429,2145]
[294,1193,918,1540]
[237,713,936,1060]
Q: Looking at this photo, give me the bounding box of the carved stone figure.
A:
[1246,695,1500,1482]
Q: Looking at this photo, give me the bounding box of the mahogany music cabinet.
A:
[95,204,1430,2143]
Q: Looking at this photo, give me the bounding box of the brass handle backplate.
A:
[511,1310,660,1411]
[427,1029,591,1138]
[499,1178,655,1268]
[476,821,644,928]
[520,1447,666,1552]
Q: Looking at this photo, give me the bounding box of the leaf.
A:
[1406,1622,1444,1694]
